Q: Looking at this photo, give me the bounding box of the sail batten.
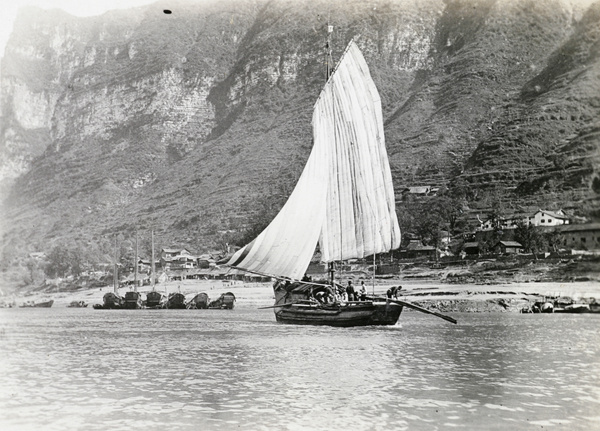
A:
[227,41,400,279]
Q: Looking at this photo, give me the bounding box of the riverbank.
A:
[4,277,599,313]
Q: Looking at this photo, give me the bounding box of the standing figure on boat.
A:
[346,280,356,301]
[359,282,367,301]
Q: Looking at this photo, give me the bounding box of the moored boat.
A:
[146,290,166,308]
[208,292,235,310]
[98,237,124,309]
[20,299,54,308]
[555,303,592,313]
[187,292,210,309]
[102,292,124,309]
[124,291,143,309]
[123,231,144,309]
[166,292,186,309]
[67,300,88,308]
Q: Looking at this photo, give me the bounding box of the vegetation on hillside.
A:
[0,0,599,291]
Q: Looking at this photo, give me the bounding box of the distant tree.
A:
[44,246,72,278]
[24,257,45,286]
[412,202,445,260]
[482,190,503,230]
[396,202,416,245]
[514,221,545,257]
[544,230,563,253]
[69,248,84,277]
[433,194,465,232]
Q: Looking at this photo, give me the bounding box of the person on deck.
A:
[359,281,367,301]
[346,280,356,301]
[387,286,402,299]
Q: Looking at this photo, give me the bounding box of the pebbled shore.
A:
[4,277,599,314]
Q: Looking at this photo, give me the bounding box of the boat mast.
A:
[326,21,337,288]
[134,231,139,293]
[372,252,376,296]
[151,230,156,291]
[326,20,346,293]
[113,236,118,294]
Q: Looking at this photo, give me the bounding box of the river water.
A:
[1,307,599,431]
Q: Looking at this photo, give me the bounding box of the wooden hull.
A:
[123,292,143,309]
[187,293,209,309]
[102,292,124,309]
[555,304,593,313]
[166,293,187,309]
[21,300,54,308]
[275,301,403,327]
[146,291,166,309]
[208,292,236,309]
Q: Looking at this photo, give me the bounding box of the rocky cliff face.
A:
[0,0,598,260]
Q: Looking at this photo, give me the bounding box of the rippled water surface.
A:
[1,307,599,430]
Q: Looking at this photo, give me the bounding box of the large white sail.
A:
[227,41,400,280]
[316,41,401,261]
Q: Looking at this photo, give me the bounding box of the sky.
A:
[0,0,159,57]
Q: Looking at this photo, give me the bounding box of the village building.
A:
[493,240,523,255]
[400,186,440,198]
[463,242,481,256]
[160,248,194,270]
[136,258,156,273]
[554,223,600,250]
[477,209,570,231]
[527,209,570,227]
[170,255,196,270]
[400,240,437,259]
[196,253,217,269]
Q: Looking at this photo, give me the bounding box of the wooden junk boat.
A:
[166,292,187,309]
[187,292,210,309]
[208,292,236,310]
[145,231,167,309]
[146,290,166,309]
[226,39,455,327]
[124,291,143,309]
[20,299,54,308]
[124,232,144,309]
[97,238,124,309]
[272,282,401,327]
[102,292,124,309]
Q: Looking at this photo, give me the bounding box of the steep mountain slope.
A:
[0,0,598,266]
[463,0,600,214]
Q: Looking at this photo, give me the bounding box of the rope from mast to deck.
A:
[229,266,343,289]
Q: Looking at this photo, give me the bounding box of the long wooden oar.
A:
[258,299,321,309]
[371,297,457,324]
[258,303,295,309]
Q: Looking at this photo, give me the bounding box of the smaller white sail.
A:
[227,141,329,280]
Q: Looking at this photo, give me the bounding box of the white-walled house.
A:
[527,210,570,227]
[477,209,570,231]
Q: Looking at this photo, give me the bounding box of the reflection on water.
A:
[1,308,599,430]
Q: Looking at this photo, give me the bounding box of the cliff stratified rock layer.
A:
[0,0,598,258]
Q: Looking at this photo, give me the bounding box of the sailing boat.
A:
[101,237,124,309]
[145,230,166,308]
[166,285,187,309]
[124,232,143,309]
[226,40,404,326]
